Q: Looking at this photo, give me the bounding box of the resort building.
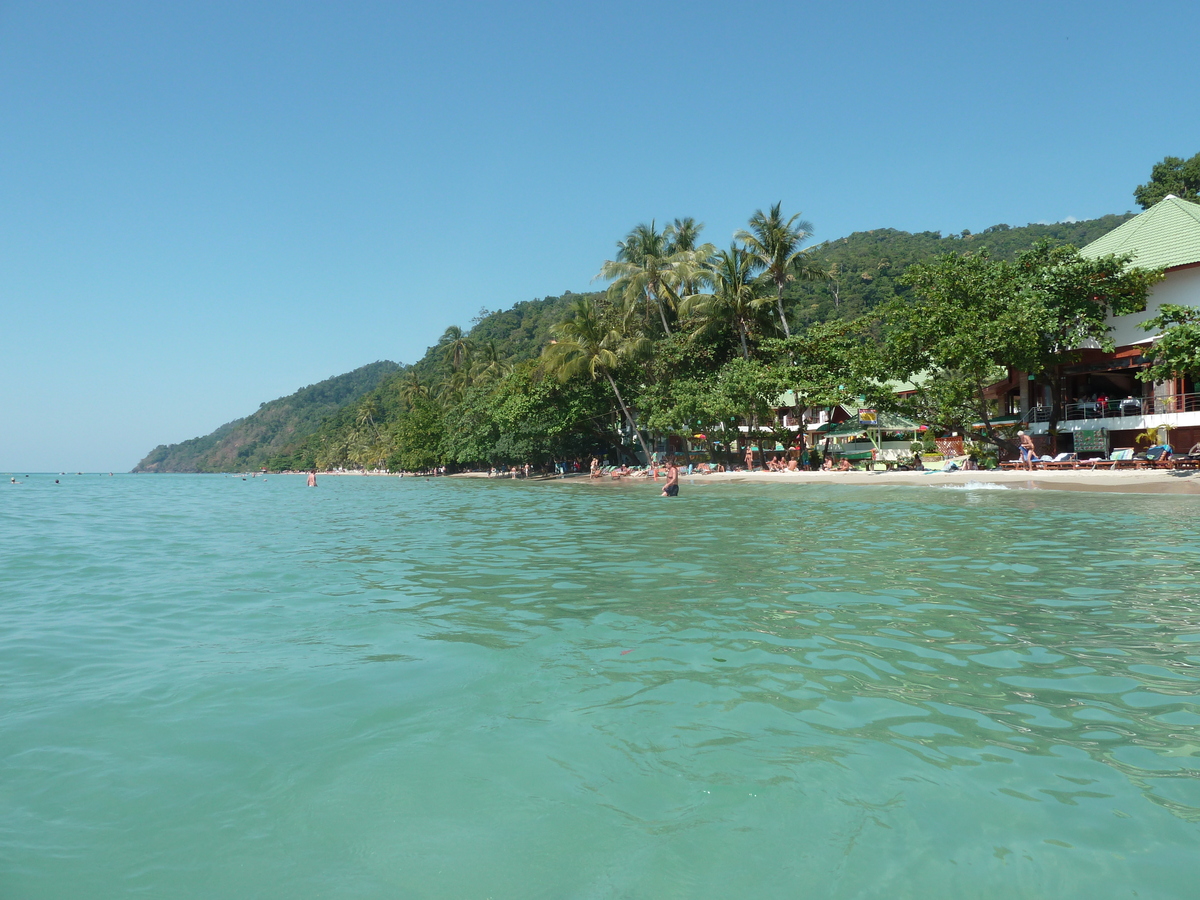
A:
[1003,196,1200,454]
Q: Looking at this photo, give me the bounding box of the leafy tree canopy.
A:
[1134,153,1200,209]
[1139,305,1200,383]
[883,243,1161,442]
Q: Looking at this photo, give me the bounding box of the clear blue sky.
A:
[2,0,1197,472]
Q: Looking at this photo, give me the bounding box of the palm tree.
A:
[436,369,470,407]
[398,370,430,407]
[665,217,715,301]
[317,434,349,471]
[542,297,653,462]
[470,339,511,385]
[665,217,703,252]
[736,203,827,338]
[355,399,381,440]
[597,221,686,336]
[680,244,768,360]
[438,325,474,371]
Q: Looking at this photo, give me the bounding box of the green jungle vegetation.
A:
[1134,151,1200,208]
[133,361,400,472]
[138,204,1179,474]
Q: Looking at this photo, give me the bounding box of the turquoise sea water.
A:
[3,474,1200,898]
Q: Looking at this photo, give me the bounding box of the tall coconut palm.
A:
[470,339,511,386]
[681,244,769,360]
[436,369,470,407]
[736,203,827,338]
[438,325,474,371]
[665,217,703,252]
[665,217,715,300]
[597,221,685,336]
[398,370,430,407]
[542,297,653,462]
[355,399,381,440]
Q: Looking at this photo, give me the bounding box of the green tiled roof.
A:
[827,412,921,436]
[1081,196,1200,271]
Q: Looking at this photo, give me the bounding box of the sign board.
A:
[1074,429,1107,453]
[858,408,878,424]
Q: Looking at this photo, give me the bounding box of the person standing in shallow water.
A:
[661,458,679,497]
[307,470,317,487]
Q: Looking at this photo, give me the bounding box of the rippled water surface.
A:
[4,474,1200,898]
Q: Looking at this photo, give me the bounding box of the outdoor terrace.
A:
[1025,391,1200,435]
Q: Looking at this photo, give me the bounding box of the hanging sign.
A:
[1075,429,1108,452]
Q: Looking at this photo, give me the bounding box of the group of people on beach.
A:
[585,456,680,496]
[487,464,532,479]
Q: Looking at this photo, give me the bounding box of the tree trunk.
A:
[974,376,1022,460]
[650,285,672,336]
[737,319,750,359]
[1047,366,1064,455]
[605,371,653,463]
[775,284,791,338]
[974,378,1010,458]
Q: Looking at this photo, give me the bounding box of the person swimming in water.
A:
[307,470,317,487]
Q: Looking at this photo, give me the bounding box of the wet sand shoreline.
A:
[533,468,1200,495]
[702,468,1200,494]
[321,468,1200,494]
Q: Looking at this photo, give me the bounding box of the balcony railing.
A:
[1028,392,1200,422]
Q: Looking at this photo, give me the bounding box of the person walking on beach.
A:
[1017,431,1036,471]
[661,458,680,497]
[744,445,754,471]
[307,470,317,487]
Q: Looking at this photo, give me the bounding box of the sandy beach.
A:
[514,467,1200,495]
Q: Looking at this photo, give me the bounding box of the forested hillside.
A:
[133,361,400,472]
[135,211,1141,473]
[787,214,1134,327]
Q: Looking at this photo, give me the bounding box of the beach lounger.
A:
[1041,452,1080,470]
[1112,458,1148,470]
[927,454,973,471]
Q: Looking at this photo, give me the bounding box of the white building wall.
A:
[1107,265,1200,347]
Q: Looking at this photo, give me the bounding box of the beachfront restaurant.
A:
[990,195,1200,458]
[823,411,923,466]
[724,393,853,463]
